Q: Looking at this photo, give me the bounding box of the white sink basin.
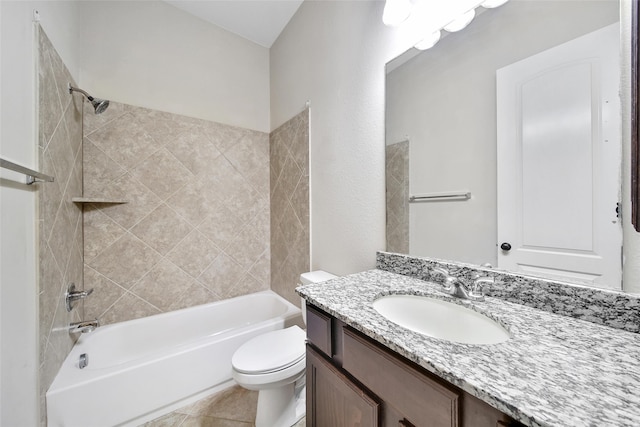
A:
[372,295,510,345]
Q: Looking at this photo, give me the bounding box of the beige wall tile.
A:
[82,138,126,195]
[83,100,130,137]
[165,179,215,227]
[131,148,193,200]
[385,141,409,253]
[269,110,310,306]
[166,128,222,175]
[83,205,126,262]
[88,233,162,289]
[99,173,163,229]
[131,204,193,255]
[83,266,126,320]
[99,292,161,324]
[84,102,271,325]
[166,230,221,278]
[198,253,246,297]
[168,282,220,312]
[38,27,85,425]
[88,113,159,170]
[130,259,196,311]
[197,204,246,250]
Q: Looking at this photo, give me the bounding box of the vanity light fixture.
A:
[481,0,510,8]
[443,9,476,32]
[383,0,510,51]
[415,30,441,50]
[382,0,413,27]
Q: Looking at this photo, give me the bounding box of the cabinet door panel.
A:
[341,328,459,427]
[307,345,380,427]
[307,305,332,356]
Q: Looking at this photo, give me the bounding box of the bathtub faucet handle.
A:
[65,283,94,312]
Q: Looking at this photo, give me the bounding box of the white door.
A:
[496,23,621,290]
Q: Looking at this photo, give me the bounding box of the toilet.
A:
[232,270,337,427]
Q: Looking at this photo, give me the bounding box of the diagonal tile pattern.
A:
[386,140,410,254]
[83,101,271,325]
[37,26,85,427]
[38,25,311,427]
[140,385,306,427]
[270,109,310,306]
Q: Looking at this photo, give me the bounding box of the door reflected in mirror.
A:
[385,0,623,290]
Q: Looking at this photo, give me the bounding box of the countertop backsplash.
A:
[376,251,640,333]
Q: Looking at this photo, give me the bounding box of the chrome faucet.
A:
[431,268,491,301]
[65,283,94,312]
[69,319,99,334]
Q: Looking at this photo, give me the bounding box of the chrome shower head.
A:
[68,84,110,114]
[91,98,110,114]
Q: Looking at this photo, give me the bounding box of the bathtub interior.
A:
[77,291,300,370]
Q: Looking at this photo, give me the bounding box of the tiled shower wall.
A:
[37,27,84,425]
[269,109,310,305]
[82,102,271,325]
[386,140,409,254]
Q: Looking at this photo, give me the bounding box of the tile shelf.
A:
[72,197,128,204]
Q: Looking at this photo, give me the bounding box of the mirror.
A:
[385,0,625,290]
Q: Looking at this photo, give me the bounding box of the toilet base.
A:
[255,382,305,427]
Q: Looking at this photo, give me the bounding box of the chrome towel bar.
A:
[0,157,55,185]
[409,191,471,203]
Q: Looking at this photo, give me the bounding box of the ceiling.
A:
[164,0,304,48]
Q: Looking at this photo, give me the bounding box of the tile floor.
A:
[142,385,306,427]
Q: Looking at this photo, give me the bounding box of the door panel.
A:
[497,23,621,289]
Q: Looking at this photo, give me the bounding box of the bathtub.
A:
[46,290,302,427]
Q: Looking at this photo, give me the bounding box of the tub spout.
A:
[69,319,99,334]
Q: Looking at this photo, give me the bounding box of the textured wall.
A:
[270,109,310,305]
[78,0,270,132]
[37,27,84,426]
[270,1,413,276]
[82,102,270,325]
[386,140,409,254]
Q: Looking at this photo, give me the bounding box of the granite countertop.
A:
[296,269,640,427]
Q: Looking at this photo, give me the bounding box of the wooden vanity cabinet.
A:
[305,304,524,427]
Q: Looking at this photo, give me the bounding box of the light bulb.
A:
[415,30,441,50]
[443,9,476,32]
[383,0,413,27]
[481,0,509,8]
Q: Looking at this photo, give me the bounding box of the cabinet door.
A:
[307,345,380,427]
[341,328,459,427]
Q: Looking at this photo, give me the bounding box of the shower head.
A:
[68,84,110,114]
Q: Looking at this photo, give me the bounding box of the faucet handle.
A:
[471,275,494,300]
[65,284,94,312]
[431,267,450,280]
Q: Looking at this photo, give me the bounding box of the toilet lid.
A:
[232,326,306,374]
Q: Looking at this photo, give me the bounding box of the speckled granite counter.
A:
[297,269,640,427]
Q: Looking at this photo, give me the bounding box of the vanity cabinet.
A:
[305,304,525,427]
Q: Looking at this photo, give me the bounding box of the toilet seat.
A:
[232,326,306,375]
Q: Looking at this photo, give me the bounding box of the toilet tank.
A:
[299,270,337,323]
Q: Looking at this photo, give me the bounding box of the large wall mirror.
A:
[385,0,628,291]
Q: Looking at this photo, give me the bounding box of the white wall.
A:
[270,0,414,275]
[0,2,81,425]
[78,1,270,133]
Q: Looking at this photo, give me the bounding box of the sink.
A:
[372,295,510,345]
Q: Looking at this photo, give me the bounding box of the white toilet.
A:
[231,270,337,427]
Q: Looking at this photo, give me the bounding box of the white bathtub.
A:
[46,290,302,427]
